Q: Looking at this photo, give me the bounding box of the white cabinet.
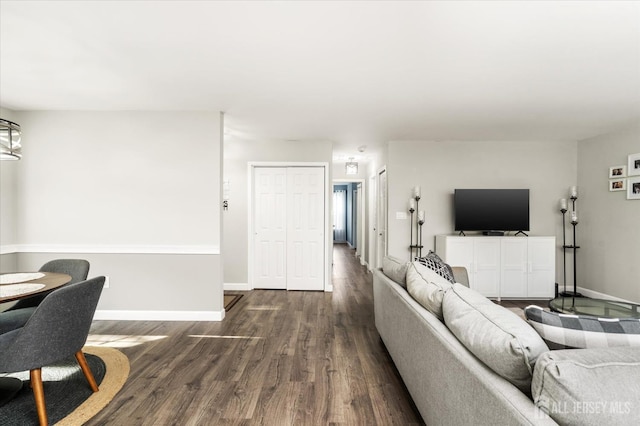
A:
[435,235,555,299]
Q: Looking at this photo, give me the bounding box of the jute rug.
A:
[224,293,243,312]
[0,346,129,425]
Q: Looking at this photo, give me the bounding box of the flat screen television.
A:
[454,189,530,235]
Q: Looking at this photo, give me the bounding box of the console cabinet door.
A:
[500,239,528,298]
[472,239,501,297]
[527,237,556,298]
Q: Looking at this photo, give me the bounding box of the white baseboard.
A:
[94,309,225,321]
[576,286,639,304]
[224,282,251,291]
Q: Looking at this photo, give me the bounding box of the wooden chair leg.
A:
[75,350,99,392]
[30,368,48,426]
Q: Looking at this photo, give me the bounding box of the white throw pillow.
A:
[443,283,549,394]
[406,261,453,320]
[382,255,410,288]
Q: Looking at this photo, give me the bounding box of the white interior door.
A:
[253,167,287,289]
[252,166,325,291]
[376,168,387,269]
[369,175,377,270]
[287,167,325,291]
[356,183,365,263]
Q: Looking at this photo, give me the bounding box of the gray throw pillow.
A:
[406,261,452,320]
[443,284,549,394]
[381,256,410,288]
[525,305,640,349]
[532,346,640,426]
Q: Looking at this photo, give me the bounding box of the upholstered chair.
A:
[0,276,105,426]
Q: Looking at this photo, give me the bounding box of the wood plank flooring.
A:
[86,244,423,425]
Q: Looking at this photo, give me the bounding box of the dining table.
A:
[0,271,72,303]
[0,271,72,405]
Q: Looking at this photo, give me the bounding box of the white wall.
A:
[223,139,333,287]
[386,140,577,284]
[577,122,640,303]
[1,111,224,318]
[0,108,20,272]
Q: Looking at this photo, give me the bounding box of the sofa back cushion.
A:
[443,284,549,394]
[525,305,640,349]
[406,261,453,320]
[532,346,640,425]
[381,256,410,288]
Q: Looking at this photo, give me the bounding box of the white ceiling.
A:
[1,1,639,161]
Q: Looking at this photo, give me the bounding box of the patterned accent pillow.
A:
[524,305,640,350]
[415,251,455,283]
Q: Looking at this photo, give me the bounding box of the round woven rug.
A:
[0,346,129,425]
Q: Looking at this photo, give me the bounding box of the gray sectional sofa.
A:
[373,260,640,426]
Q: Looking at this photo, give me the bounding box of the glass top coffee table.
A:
[549,297,640,319]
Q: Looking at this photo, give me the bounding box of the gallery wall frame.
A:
[627,177,640,200]
[609,165,626,178]
[609,179,626,192]
[628,153,640,177]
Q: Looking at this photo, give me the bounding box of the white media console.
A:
[435,235,556,299]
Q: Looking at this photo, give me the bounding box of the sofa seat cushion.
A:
[406,261,453,320]
[443,284,549,394]
[382,255,410,288]
[525,305,640,349]
[532,346,640,426]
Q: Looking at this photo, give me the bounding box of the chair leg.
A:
[30,369,48,426]
[75,350,99,392]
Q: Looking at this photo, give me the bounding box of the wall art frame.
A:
[609,179,626,192]
[628,153,640,177]
[628,176,640,200]
[609,165,626,178]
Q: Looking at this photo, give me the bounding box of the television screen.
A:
[454,189,530,232]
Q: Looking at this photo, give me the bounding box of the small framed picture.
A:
[628,177,640,200]
[609,179,626,191]
[609,165,626,178]
[629,153,640,177]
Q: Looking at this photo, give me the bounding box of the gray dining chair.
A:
[0,276,105,426]
[0,259,90,334]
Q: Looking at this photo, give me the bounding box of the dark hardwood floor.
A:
[87,244,423,425]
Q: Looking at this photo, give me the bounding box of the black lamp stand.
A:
[560,196,582,298]
[409,195,423,259]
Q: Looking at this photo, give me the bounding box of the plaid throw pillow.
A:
[524,305,640,350]
[415,251,455,283]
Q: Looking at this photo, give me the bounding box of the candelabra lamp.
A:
[559,186,582,298]
[408,186,424,259]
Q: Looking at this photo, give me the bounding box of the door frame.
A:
[248,162,332,292]
[332,178,366,264]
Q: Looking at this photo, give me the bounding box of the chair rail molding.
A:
[0,244,220,255]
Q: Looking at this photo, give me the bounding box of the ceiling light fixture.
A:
[345,157,358,175]
[0,118,22,161]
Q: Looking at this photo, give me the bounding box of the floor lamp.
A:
[408,186,424,259]
[559,187,582,298]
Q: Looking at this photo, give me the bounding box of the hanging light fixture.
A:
[0,118,22,161]
[345,157,358,175]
